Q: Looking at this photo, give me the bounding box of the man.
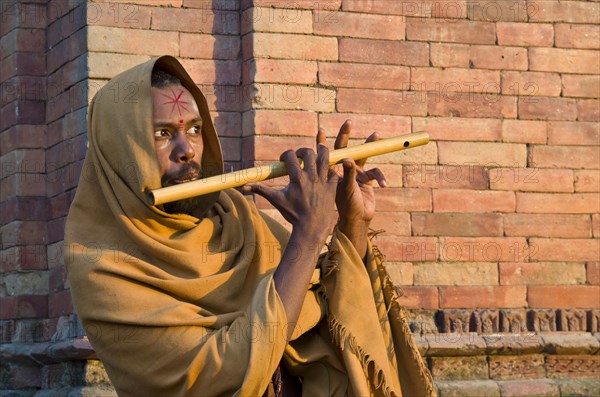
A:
[65,56,435,396]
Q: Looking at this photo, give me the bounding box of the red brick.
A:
[588,262,600,285]
[211,111,241,138]
[187,60,241,85]
[251,83,334,112]
[49,265,67,293]
[468,0,527,22]
[368,164,403,188]
[46,160,83,198]
[0,148,45,179]
[497,379,559,397]
[384,262,413,286]
[0,28,45,59]
[406,17,495,44]
[86,2,151,29]
[245,59,317,85]
[0,221,47,247]
[0,53,45,81]
[374,236,438,262]
[319,63,409,90]
[438,141,526,168]
[47,215,66,244]
[395,286,439,310]
[430,43,470,68]
[530,238,600,263]
[245,0,341,10]
[0,295,48,320]
[562,75,600,99]
[48,290,73,317]
[376,188,432,212]
[519,97,578,121]
[548,121,599,146]
[0,245,48,273]
[469,45,528,70]
[500,262,587,286]
[555,24,600,50]
[0,196,48,224]
[528,286,600,309]
[497,22,553,47]
[337,88,427,116]
[370,211,410,236]
[403,164,489,190]
[530,48,600,74]
[9,366,42,389]
[502,71,561,97]
[151,7,239,34]
[0,126,47,156]
[490,168,573,193]
[439,236,529,262]
[574,170,600,193]
[0,173,46,201]
[439,286,526,308]
[318,113,411,139]
[314,10,404,40]
[241,7,312,34]
[516,193,599,214]
[339,38,429,66]
[433,189,515,213]
[502,119,547,144]
[243,109,317,137]
[529,145,599,170]
[247,134,320,162]
[529,0,600,24]
[185,0,238,9]
[428,93,517,119]
[414,262,498,286]
[412,213,503,237]
[505,214,591,238]
[411,67,500,94]
[594,214,600,238]
[413,117,502,142]
[577,99,600,122]
[247,32,337,61]
[343,0,468,18]
[180,33,240,60]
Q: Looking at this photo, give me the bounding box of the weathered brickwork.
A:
[1,0,599,394]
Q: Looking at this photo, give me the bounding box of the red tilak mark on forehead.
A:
[179,119,185,129]
[160,89,190,117]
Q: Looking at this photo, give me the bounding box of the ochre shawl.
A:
[65,56,435,397]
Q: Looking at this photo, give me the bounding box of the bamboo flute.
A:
[148,132,429,205]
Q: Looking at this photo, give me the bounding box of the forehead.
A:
[151,85,200,119]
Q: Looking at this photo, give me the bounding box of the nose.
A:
[173,134,195,163]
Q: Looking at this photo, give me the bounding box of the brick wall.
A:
[1,0,599,394]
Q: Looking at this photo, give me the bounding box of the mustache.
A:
[161,163,202,187]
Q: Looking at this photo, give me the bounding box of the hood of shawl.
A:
[88,55,224,214]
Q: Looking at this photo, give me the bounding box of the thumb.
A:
[243,182,281,204]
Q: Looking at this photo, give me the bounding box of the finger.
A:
[316,128,327,147]
[339,158,358,196]
[363,167,388,187]
[334,120,352,150]
[280,150,302,182]
[296,147,317,180]
[316,142,330,181]
[356,131,380,169]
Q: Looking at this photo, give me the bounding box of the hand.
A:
[320,120,388,257]
[243,144,338,243]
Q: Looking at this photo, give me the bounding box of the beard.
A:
[161,163,204,215]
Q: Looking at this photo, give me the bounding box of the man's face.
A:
[152,84,205,215]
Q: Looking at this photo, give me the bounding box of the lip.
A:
[172,176,200,184]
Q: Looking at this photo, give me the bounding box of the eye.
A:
[154,129,170,139]
[187,125,202,135]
